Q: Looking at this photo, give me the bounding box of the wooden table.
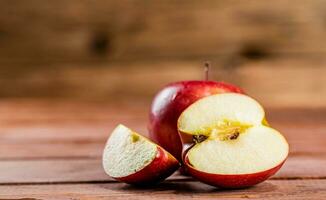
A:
[0,100,325,199]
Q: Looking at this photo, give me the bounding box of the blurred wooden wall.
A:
[0,0,326,107]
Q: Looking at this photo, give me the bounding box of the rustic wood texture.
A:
[0,101,325,159]
[0,57,326,108]
[0,122,325,159]
[0,0,326,107]
[1,1,326,197]
[2,0,326,63]
[0,101,325,198]
[0,155,325,184]
[0,180,326,199]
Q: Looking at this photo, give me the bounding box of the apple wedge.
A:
[178,93,289,188]
[102,124,180,185]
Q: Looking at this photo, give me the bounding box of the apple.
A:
[148,80,244,162]
[102,124,180,185]
[178,93,289,188]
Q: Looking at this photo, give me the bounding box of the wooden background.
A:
[1,1,326,198]
[0,101,326,198]
[0,0,325,107]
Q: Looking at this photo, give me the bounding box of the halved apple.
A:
[102,124,180,185]
[178,93,289,188]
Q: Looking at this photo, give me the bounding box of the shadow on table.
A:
[117,180,277,194]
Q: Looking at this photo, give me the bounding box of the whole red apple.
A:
[148,80,244,161]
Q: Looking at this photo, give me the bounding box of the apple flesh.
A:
[149,80,244,162]
[178,93,289,188]
[102,124,180,185]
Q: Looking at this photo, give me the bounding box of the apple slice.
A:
[102,124,180,185]
[178,93,289,188]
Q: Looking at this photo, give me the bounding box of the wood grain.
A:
[1,0,326,196]
[2,0,326,64]
[0,101,325,198]
[0,103,325,159]
[1,0,326,107]
[0,123,326,159]
[0,180,325,199]
[0,100,324,125]
[0,58,325,107]
[0,155,325,184]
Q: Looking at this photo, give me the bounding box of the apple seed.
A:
[193,135,208,143]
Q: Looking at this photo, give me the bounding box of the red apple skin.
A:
[184,156,287,188]
[148,80,244,161]
[113,146,180,185]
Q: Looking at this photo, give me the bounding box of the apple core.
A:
[193,119,252,143]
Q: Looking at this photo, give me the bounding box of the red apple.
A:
[184,157,285,188]
[178,93,289,188]
[148,80,244,162]
[102,124,180,185]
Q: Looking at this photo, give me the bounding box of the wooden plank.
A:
[0,100,324,125]
[0,155,324,184]
[232,59,326,108]
[0,158,109,184]
[275,155,326,179]
[0,100,148,123]
[0,180,325,199]
[2,0,326,64]
[0,107,325,159]
[0,124,325,159]
[0,143,102,159]
[0,58,325,107]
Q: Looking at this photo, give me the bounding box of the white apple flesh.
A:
[103,124,180,185]
[178,93,289,188]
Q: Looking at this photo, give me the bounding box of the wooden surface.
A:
[1,1,325,198]
[0,100,325,199]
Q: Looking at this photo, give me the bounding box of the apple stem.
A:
[204,61,210,81]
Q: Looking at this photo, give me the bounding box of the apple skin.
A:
[183,155,287,188]
[113,146,180,185]
[148,80,244,161]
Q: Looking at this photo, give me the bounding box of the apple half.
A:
[102,124,180,185]
[178,93,289,188]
